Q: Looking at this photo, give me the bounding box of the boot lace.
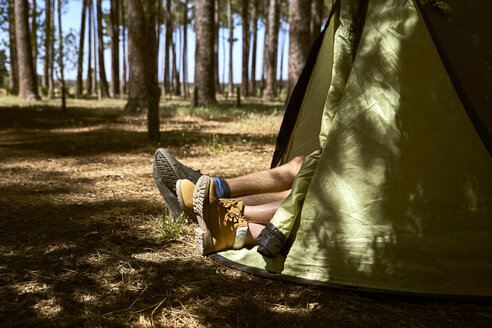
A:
[220,199,244,223]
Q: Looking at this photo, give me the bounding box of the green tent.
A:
[211,0,492,298]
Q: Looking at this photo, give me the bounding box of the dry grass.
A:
[0,97,490,327]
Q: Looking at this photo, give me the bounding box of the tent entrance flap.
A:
[215,0,492,298]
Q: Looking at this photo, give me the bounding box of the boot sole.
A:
[193,176,214,255]
[153,163,182,219]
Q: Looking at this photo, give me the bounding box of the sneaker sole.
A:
[154,148,181,194]
[153,162,182,219]
[193,176,214,255]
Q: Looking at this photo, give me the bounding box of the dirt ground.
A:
[0,98,490,327]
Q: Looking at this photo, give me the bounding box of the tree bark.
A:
[14,0,39,100]
[311,0,323,43]
[264,0,279,100]
[226,0,233,97]
[31,0,37,82]
[49,0,54,98]
[194,0,216,105]
[43,0,50,91]
[96,0,110,98]
[248,0,257,96]
[241,0,249,98]
[260,3,268,96]
[120,0,127,94]
[214,0,220,94]
[110,0,120,97]
[86,0,92,95]
[163,0,171,95]
[287,0,311,101]
[182,0,188,97]
[76,0,87,97]
[156,0,162,55]
[57,0,66,111]
[90,0,97,94]
[8,0,19,93]
[171,32,180,96]
[125,0,160,142]
[278,26,285,95]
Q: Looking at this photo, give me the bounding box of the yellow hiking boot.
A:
[193,176,248,255]
[176,179,197,223]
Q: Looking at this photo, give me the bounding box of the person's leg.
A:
[193,176,287,254]
[243,200,284,224]
[223,156,304,197]
[238,189,291,206]
[246,223,268,244]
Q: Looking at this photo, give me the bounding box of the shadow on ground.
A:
[0,103,490,327]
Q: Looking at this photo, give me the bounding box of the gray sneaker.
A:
[153,148,202,218]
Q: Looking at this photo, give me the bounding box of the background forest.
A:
[0,1,491,327]
[1,0,328,141]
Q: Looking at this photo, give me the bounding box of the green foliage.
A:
[209,133,226,153]
[152,213,187,240]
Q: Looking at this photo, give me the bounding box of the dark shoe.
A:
[153,148,202,218]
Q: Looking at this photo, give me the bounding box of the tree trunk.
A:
[278,26,285,95]
[163,0,171,96]
[287,0,311,101]
[194,0,216,105]
[8,0,19,93]
[172,32,180,96]
[241,0,249,98]
[260,3,268,96]
[110,0,120,97]
[120,0,127,94]
[264,0,279,100]
[182,0,188,97]
[49,0,54,98]
[76,0,87,97]
[86,0,92,95]
[43,0,50,91]
[221,28,226,94]
[227,0,233,97]
[14,0,39,100]
[156,0,162,55]
[96,0,110,98]
[125,0,160,142]
[57,0,66,111]
[31,0,37,83]
[248,0,257,96]
[91,0,97,94]
[311,0,323,43]
[214,0,220,95]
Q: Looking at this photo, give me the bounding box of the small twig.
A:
[150,297,167,326]
[129,285,148,309]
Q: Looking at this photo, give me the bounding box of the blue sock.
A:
[212,178,231,198]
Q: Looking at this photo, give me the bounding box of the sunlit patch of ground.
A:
[0,97,490,327]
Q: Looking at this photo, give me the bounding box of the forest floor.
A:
[0,96,490,327]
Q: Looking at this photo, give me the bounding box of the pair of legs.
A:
[153,148,304,251]
[220,155,304,239]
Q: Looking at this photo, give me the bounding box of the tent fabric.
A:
[212,0,492,297]
[271,1,339,167]
[414,0,492,156]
